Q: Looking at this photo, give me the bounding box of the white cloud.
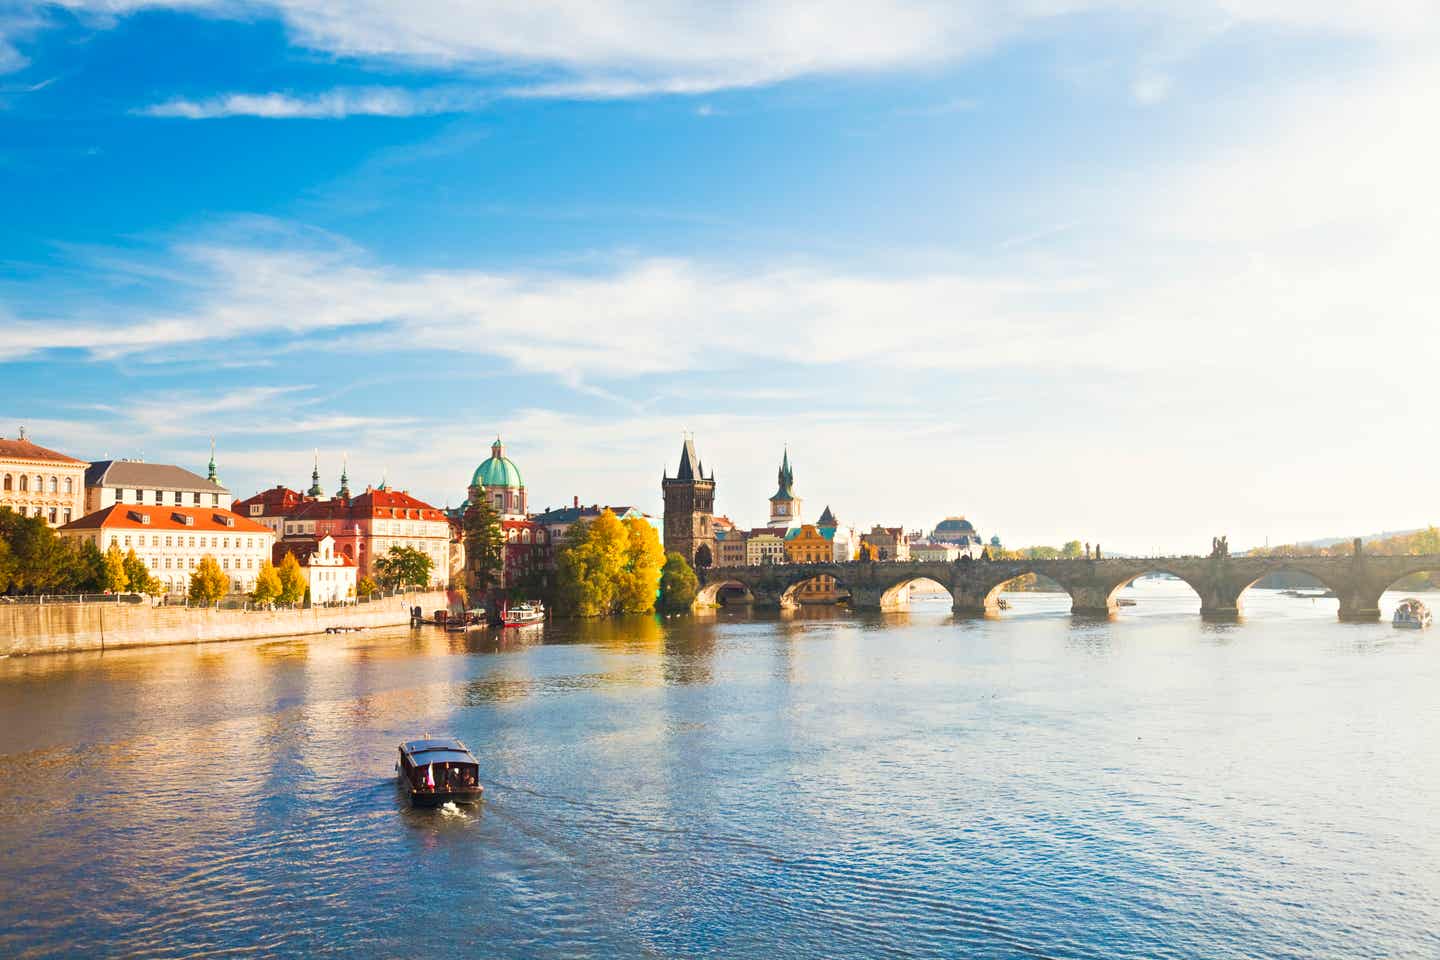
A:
[1130,73,1171,104]
[42,0,1440,103]
[140,86,487,119]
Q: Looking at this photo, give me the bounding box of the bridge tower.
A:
[663,436,716,569]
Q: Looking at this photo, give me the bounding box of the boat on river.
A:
[499,600,545,627]
[396,737,484,807]
[1393,598,1432,629]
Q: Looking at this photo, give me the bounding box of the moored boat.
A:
[1393,598,1432,629]
[499,600,545,627]
[396,737,484,807]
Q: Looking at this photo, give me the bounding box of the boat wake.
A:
[440,801,465,818]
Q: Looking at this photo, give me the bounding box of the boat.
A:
[499,600,545,627]
[396,737,484,807]
[444,608,488,632]
[1393,598,1432,629]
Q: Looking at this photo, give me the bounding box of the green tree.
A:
[251,559,282,605]
[277,552,306,605]
[188,555,228,605]
[0,534,12,594]
[69,539,106,593]
[122,547,163,596]
[0,508,73,592]
[356,574,379,597]
[1061,540,1083,558]
[659,551,699,610]
[463,486,505,593]
[617,516,664,613]
[374,545,433,590]
[102,542,129,593]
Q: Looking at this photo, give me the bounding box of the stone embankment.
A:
[0,590,449,656]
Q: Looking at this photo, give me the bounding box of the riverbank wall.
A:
[0,590,449,656]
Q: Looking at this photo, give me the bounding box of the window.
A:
[222,537,229,549]
[64,477,72,494]
[154,489,163,503]
[165,558,172,569]
[1,474,9,491]
[48,476,58,493]
[521,529,531,544]
[174,491,182,505]
[211,493,219,506]
[223,558,229,570]
[123,536,131,546]
[62,509,71,523]
[192,492,200,505]
[188,536,195,547]
[48,508,57,523]
[17,475,26,492]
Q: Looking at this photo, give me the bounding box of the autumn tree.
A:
[659,551,698,610]
[1061,540,1083,558]
[251,559,281,605]
[122,547,163,597]
[617,516,664,613]
[555,511,628,616]
[356,574,379,597]
[188,555,228,605]
[277,552,306,605]
[102,542,129,593]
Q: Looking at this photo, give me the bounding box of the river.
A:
[1,581,1437,958]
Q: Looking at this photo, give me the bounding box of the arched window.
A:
[34,475,42,491]
[18,475,27,492]
[2,475,10,491]
[48,476,58,493]
[64,477,73,494]
[521,529,531,543]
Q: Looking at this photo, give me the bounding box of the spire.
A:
[675,433,700,481]
[207,437,218,483]
[338,452,350,500]
[377,466,388,492]
[772,447,795,499]
[818,505,836,527]
[308,449,324,498]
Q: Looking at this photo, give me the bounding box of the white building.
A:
[86,459,232,514]
[288,535,358,604]
[59,504,275,596]
[816,506,858,563]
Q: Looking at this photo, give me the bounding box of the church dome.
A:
[935,516,976,535]
[471,438,523,490]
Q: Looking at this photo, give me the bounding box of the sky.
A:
[1,2,1437,555]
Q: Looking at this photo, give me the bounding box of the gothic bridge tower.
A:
[663,436,716,569]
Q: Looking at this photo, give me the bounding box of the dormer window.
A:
[216,514,235,527]
[173,512,194,526]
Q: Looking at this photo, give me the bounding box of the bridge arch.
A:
[1366,562,1440,619]
[695,578,755,607]
[1104,569,1204,614]
[877,576,954,610]
[1235,562,1350,619]
[780,573,852,606]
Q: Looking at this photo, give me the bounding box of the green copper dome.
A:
[471,438,523,490]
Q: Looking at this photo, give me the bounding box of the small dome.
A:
[935,516,976,534]
[471,438,524,490]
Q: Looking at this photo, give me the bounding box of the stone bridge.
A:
[696,553,1440,621]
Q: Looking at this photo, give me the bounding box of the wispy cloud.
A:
[140,86,488,119]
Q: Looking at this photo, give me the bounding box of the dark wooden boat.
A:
[396,737,484,807]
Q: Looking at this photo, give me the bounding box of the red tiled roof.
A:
[60,504,273,534]
[0,437,87,466]
[234,486,311,514]
[290,488,446,522]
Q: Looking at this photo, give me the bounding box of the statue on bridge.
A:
[1210,536,1229,559]
[1094,543,1101,560]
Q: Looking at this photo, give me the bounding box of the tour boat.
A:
[396,737,484,807]
[1392,598,1432,630]
[499,600,545,627]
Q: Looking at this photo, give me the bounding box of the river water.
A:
[1,582,1438,958]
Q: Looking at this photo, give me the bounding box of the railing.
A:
[1,587,435,611]
[0,592,147,605]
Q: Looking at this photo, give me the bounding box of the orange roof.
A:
[0,437,87,466]
[290,487,446,522]
[60,504,274,534]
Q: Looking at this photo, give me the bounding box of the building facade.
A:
[282,534,357,604]
[471,438,527,520]
[715,527,748,567]
[233,485,312,537]
[86,459,232,514]
[745,529,786,565]
[784,523,832,564]
[930,516,986,559]
[815,505,858,563]
[0,432,87,527]
[282,486,450,587]
[58,504,275,595]
[662,437,717,569]
[860,525,911,561]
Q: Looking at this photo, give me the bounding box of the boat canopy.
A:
[401,739,476,765]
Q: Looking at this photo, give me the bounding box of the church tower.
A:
[662,436,716,569]
[768,447,802,528]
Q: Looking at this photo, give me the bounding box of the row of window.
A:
[505,528,549,544]
[2,474,75,494]
[113,534,264,549]
[10,506,71,524]
[144,555,258,571]
[119,489,221,507]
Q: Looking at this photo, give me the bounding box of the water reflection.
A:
[1,595,1438,958]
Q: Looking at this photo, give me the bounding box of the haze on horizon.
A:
[1,2,1435,555]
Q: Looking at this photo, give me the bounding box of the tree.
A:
[251,559,282,605]
[122,547,163,597]
[0,508,73,592]
[69,539,106,593]
[102,542,129,593]
[356,574,379,597]
[617,516,664,613]
[188,555,228,605]
[277,552,306,605]
[374,545,433,590]
[556,512,627,616]
[463,486,505,593]
[1061,540,1083,558]
[0,534,12,594]
[660,551,699,610]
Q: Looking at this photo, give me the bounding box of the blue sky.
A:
[2,2,1436,553]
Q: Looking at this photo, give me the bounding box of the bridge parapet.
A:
[697,553,1440,622]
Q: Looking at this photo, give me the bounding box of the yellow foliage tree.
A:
[101,542,129,593]
[557,510,629,617]
[277,551,306,605]
[188,555,228,605]
[251,559,281,604]
[617,516,664,613]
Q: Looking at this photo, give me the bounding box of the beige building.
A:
[746,529,787,565]
[860,526,911,561]
[0,432,88,527]
[85,459,232,514]
[59,504,275,596]
[716,529,748,566]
